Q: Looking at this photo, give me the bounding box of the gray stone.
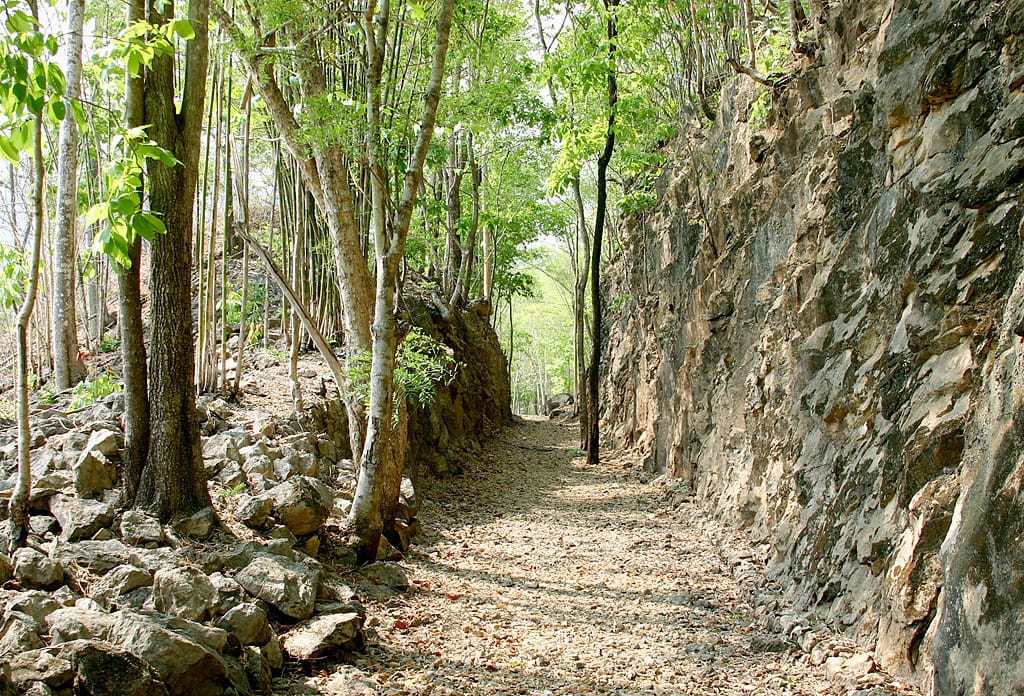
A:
[357,561,410,592]
[281,612,362,661]
[0,613,44,654]
[214,603,271,646]
[4,591,60,626]
[267,476,332,536]
[153,566,218,621]
[73,450,114,500]
[48,494,114,541]
[0,553,10,583]
[64,639,169,696]
[120,509,164,545]
[12,547,63,589]
[208,572,245,614]
[83,429,122,458]
[90,565,153,609]
[234,493,273,530]
[8,649,72,691]
[171,507,214,539]
[51,538,130,574]
[234,554,320,620]
[105,610,228,696]
[45,606,115,643]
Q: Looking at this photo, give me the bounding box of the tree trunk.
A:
[572,177,589,443]
[6,99,45,551]
[348,0,455,563]
[586,0,618,468]
[118,0,149,506]
[135,0,211,522]
[51,0,86,391]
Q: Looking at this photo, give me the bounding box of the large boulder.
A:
[66,639,168,696]
[234,554,320,620]
[0,613,44,654]
[120,510,164,545]
[73,451,114,500]
[105,611,228,696]
[280,612,362,661]
[153,566,218,622]
[267,476,332,536]
[51,538,130,574]
[46,606,116,643]
[214,603,271,646]
[11,547,63,590]
[90,565,153,609]
[48,494,115,541]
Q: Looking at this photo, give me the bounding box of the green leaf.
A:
[0,136,21,163]
[85,202,109,226]
[48,99,65,122]
[6,10,36,33]
[26,93,44,115]
[10,121,31,149]
[171,19,195,40]
[408,2,426,20]
[132,212,165,240]
[70,99,86,126]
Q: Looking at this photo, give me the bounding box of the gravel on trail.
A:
[278,418,906,696]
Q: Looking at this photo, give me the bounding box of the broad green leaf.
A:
[132,212,165,240]
[10,121,31,149]
[5,10,35,33]
[0,136,20,163]
[70,99,86,126]
[48,99,65,122]
[26,93,43,115]
[85,202,109,226]
[171,19,195,40]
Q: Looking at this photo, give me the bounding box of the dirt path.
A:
[294,418,845,695]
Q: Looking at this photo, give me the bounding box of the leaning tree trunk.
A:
[134,0,211,522]
[6,85,46,552]
[51,0,86,391]
[586,0,618,468]
[348,0,455,563]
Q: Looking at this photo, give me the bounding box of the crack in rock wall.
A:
[601,0,1023,692]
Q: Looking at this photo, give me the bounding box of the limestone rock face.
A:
[600,0,1024,692]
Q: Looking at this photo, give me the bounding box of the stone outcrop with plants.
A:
[601,0,1023,692]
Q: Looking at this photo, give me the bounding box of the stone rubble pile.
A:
[0,392,416,695]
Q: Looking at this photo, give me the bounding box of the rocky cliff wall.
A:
[602,0,1023,692]
[404,295,513,478]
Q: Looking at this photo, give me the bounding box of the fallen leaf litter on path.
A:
[279,418,918,696]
